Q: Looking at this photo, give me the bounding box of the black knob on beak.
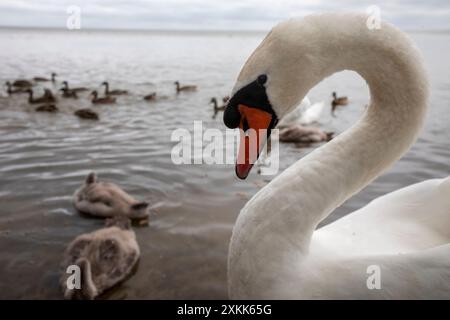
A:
[223,102,241,129]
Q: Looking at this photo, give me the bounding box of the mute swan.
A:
[90,90,116,104]
[74,109,99,120]
[60,217,140,300]
[101,81,128,95]
[277,97,325,127]
[73,172,150,220]
[174,81,197,93]
[331,91,349,116]
[224,13,450,299]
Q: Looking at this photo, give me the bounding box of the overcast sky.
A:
[0,0,449,31]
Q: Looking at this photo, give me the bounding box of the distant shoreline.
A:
[0,25,268,35]
[1,25,449,35]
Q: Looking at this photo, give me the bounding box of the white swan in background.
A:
[224,13,450,299]
[277,96,325,127]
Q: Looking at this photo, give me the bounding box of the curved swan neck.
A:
[229,14,429,298]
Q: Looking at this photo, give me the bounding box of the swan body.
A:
[73,172,150,219]
[226,14,450,299]
[277,97,325,127]
[60,217,140,300]
[74,109,99,120]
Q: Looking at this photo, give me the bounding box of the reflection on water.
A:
[0,28,449,299]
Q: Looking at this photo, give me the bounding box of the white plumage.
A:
[277,96,325,127]
[228,13,450,299]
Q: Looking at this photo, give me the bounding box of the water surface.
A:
[0,28,449,299]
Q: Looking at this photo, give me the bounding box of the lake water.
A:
[0,28,449,299]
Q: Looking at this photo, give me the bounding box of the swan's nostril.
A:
[242,117,249,132]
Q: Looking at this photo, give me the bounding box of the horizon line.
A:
[1,24,450,34]
[0,24,268,33]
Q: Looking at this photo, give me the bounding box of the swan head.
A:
[224,20,322,179]
[224,74,279,179]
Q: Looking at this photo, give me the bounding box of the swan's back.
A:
[299,102,325,125]
[312,177,450,256]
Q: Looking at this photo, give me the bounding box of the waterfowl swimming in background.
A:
[60,87,78,98]
[331,91,348,116]
[26,89,55,104]
[225,13,450,299]
[90,90,116,104]
[43,89,56,102]
[279,124,333,144]
[12,79,33,88]
[73,172,150,220]
[60,217,140,300]
[174,81,197,93]
[143,92,157,101]
[5,81,26,95]
[210,97,227,119]
[35,104,58,113]
[74,109,99,121]
[101,81,128,95]
[62,81,88,93]
[33,72,57,82]
[210,97,226,111]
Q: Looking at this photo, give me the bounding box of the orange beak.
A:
[236,104,274,179]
